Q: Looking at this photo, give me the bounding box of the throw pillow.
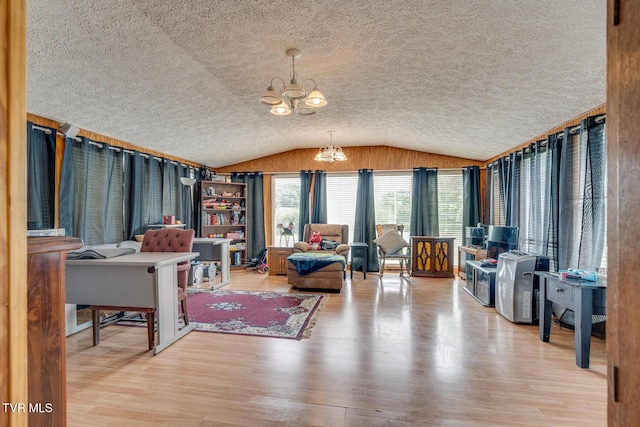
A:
[373,229,409,254]
[321,239,338,251]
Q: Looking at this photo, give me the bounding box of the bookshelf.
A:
[201,180,247,268]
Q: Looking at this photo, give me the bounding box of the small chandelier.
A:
[315,131,347,162]
[260,48,327,116]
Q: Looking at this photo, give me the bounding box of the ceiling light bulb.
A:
[334,148,347,161]
[305,89,327,107]
[270,101,291,116]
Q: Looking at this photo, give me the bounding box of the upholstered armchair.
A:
[294,223,350,258]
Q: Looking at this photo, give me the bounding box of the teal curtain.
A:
[232,172,265,259]
[462,166,482,234]
[578,117,607,270]
[497,153,521,227]
[194,168,203,237]
[546,133,563,270]
[26,122,56,229]
[162,160,182,222]
[556,118,607,271]
[484,165,493,224]
[311,170,327,223]
[123,151,144,239]
[60,137,124,245]
[146,157,164,227]
[179,166,194,231]
[354,169,378,271]
[299,170,313,241]
[410,167,439,236]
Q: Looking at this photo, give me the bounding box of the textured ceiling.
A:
[27,0,606,168]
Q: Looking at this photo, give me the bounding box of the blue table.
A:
[536,272,606,368]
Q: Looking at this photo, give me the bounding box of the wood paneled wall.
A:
[2,1,28,426]
[485,104,606,164]
[215,145,484,174]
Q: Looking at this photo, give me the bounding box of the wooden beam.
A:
[1,1,28,426]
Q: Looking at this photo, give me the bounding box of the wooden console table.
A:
[410,236,455,278]
[458,245,488,280]
[27,236,83,427]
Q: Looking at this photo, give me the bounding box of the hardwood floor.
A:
[66,269,607,426]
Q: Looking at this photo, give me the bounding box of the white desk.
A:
[193,237,233,288]
[147,223,186,229]
[66,252,198,354]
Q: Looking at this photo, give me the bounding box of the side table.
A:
[267,246,294,276]
[536,272,607,368]
[350,242,368,279]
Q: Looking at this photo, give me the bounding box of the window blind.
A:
[326,174,358,244]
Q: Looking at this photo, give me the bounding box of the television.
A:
[465,226,485,247]
[486,226,519,259]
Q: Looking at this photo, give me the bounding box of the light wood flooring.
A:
[66,269,607,426]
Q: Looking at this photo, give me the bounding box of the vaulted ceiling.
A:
[27,0,605,168]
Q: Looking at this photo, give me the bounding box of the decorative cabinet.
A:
[458,245,488,280]
[27,236,83,427]
[410,236,455,278]
[267,246,294,275]
[201,181,248,268]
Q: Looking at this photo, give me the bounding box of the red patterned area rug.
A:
[186,289,327,340]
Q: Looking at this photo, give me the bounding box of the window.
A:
[271,170,464,269]
[326,174,358,243]
[485,119,607,272]
[326,173,413,244]
[272,175,300,247]
[373,173,412,236]
[519,146,549,255]
[490,167,505,226]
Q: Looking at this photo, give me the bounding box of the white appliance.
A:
[495,252,537,323]
[188,262,204,286]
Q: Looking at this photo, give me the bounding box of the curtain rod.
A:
[59,134,197,167]
[120,148,192,166]
[261,167,486,175]
[31,124,52,134]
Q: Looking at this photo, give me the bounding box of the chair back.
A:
[141,228,195,253]
[142,228,195,291]
[376,224,404,238]
[303,224,349,245]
